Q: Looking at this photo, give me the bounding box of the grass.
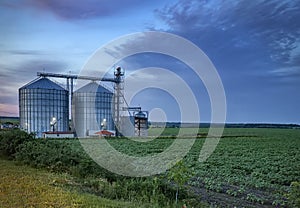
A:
[0,158,139,208]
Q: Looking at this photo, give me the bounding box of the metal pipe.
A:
[37,72,117,82]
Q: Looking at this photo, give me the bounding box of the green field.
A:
[0,128,299,207]
[107,128,300,207]
[0,117,19,125]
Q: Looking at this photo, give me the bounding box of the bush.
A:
[15,139,83,173]
[15,139,114,180]
[0,129,34,158]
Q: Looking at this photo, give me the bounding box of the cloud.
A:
[0,59,68,105]
[270,66,300,78]
[0,0,162,20]
[0,104,18,116]
[6,49,47,56]
[0,58,70,117]
[17,59,68,73]
[1,59,68,78]
[152,0,300,123]
[156,0,300,74]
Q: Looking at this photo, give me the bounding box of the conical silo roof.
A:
[75,82,112,94]
[20,77,66,90]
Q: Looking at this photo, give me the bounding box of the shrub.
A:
[0,129,34,158]
[15,139,83,173]
[15,139,114,180]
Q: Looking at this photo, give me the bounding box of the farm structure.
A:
[18,68,148,138]
[73,82,114,138]
[19,77,69,138]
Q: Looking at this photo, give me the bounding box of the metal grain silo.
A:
[19,77,69,137]
[73,82,114,137]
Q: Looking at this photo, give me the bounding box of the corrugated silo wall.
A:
[19,83,69,137]
[73,83,114,138]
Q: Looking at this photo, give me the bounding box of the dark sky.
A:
[0,0,299,123]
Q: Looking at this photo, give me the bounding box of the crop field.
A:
[0,128,299,207]
[107,128,300,207]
